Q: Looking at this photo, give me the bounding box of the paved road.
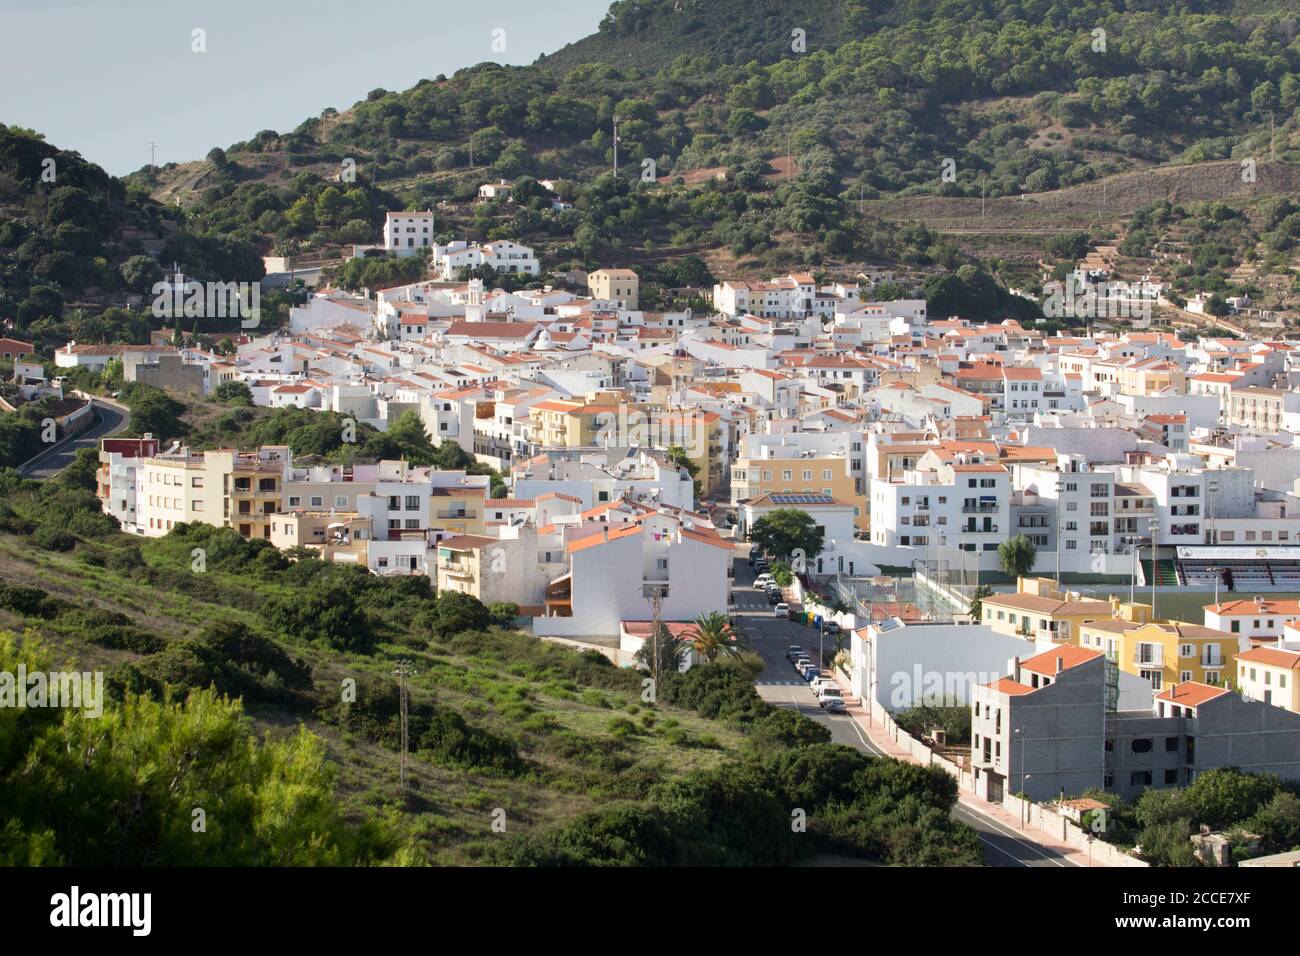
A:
[17,399,129,479]
[730,548,1077,867]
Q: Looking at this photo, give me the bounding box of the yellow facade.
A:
[1077,618,1239,690]
[979,578,1117,641]
[732,455,867,530]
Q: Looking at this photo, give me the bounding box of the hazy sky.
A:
[0,0,611,175]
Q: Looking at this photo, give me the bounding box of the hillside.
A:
[115,0,1300,316]
[0,458,981,866]
[0,124,267,350]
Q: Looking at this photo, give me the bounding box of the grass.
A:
[0,515,757,864]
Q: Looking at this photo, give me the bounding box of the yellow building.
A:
[589,268,639,309]
[528,397,724,495]
[732,453,868,530]
[979,577,1117,642]
[428,486,488,536]
[1077,615,1240,691]
[1117,359,1186,397]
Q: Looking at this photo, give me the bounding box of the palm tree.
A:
[968,584,994,620]
[689,611,744,663]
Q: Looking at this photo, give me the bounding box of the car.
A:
[774,602,790,617]
[813,679,840,699]
[767,590,783,605]
[823,621,841,636]
[785,645,804,662]
[821,697,847,714]
[793,659,811,675]
[749,545,761,557]
[753,574,774,589]
[802,666,821,683]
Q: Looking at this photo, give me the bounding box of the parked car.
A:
[753,574,774,589]
[786,645,804,662]
[792,654,811,671]
[767,589,783,605]
[824,621,841,636]
[801,665,821,682]
[821,696,847,714]
[814,681,841,700]
[774,602,790,617]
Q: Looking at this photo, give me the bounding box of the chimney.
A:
[1012,656,1021,684]
[1056,656,1064,675]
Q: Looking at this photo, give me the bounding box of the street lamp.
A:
[1207,566,1224,609]
[1013,726,1028,827]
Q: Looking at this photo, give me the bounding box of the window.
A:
[335,496,347,508]
[1164,737,1179,752]
[405,495,420,511]
[309,496,323,508]
[288,496,301,508]
[1163,770,1178,785]
[1131,771,1153,786]
[1130,738,1153,754]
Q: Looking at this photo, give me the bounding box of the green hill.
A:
[122,0,1300,301]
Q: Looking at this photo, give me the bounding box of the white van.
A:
[813,680,841,700]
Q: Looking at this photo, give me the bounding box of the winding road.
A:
[17,399,129,480]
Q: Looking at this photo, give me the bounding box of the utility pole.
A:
[148,142,158,171]
[612,119,620,177]
[643,583,669,681]
[1149,515,1159,619]
[393,660,417,798]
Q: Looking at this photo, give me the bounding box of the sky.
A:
[0,0,612,176]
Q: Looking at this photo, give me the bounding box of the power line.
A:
[393,660,417,798]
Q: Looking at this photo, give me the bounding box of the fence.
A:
[844,671,1148,867]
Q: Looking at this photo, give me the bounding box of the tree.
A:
[968,584,993,619]
[431,590,490,637]
[388,410,437,465]
[260,577,375,653]
[0,632,395,865]
[997,535,1037,581]
[689,611,744,663]
[214,381,252,405]
[633,621,688,677]
[750,509,825,564]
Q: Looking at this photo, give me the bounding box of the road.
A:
[17,399,129,479]
[730,547,1078,867]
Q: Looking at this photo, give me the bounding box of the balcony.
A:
[961,504,999,514]
[437,510,478,520]
[1134,653,1164,668]
[440,562,474,581]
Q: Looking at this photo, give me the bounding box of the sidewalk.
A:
[832,673,1101,866]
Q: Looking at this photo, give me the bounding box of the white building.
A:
[383,211,435,257]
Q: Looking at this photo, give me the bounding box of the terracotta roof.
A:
[567,524,642,553]
[1237,646,1300,669]
[1156,682,1230,708]
[1019,645,1102,676]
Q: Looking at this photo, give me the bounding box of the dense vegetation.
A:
[1077,767,1300,866]
[125,0,1300,294]
[0,463,981,866]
